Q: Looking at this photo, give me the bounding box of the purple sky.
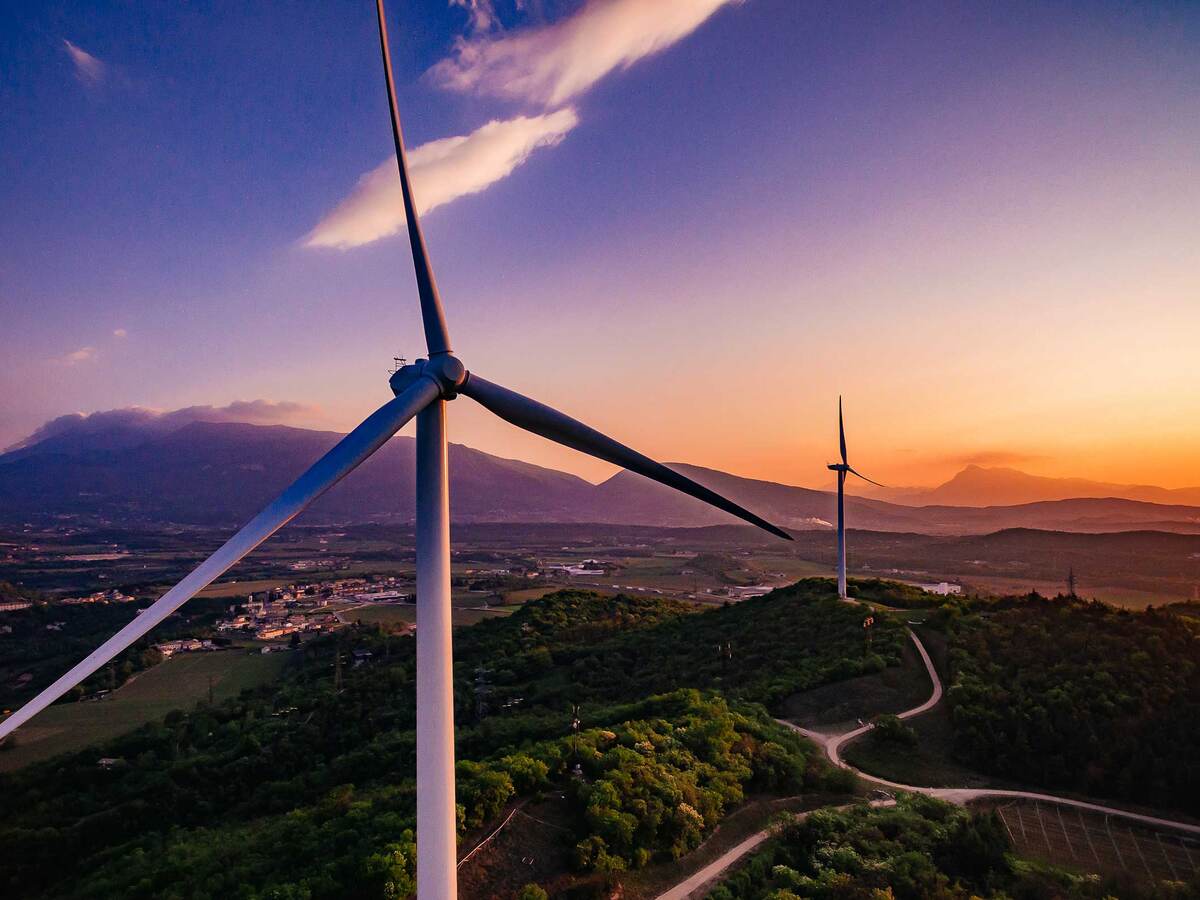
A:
[2,1,1199,488]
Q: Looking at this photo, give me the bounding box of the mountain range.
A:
[868,464,1200,507]
[2,419,1200,535]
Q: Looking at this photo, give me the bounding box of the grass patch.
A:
[779,632,932,731]
[345,603,513,628]
[0,650,288,771]
[501,586,566,604]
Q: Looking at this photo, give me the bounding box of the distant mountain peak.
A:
[896,465,1200,508]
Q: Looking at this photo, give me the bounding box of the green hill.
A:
[0,581,896,899]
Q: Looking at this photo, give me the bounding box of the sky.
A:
[1,0,1198,491]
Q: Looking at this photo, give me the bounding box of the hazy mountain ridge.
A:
[3,420,1200,535]
[872,464,1200,507]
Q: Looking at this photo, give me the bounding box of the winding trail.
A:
[785,630,1200,835]
[657,626,1200,899]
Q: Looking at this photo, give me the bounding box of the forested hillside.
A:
[0,583,892,899]
[706,795,1189,899]
[946,596,1200,814]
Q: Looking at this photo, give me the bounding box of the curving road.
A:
[785,629,1200,836]
[657,626,1200,900]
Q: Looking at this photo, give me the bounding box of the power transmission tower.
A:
[1067,567,1077,599]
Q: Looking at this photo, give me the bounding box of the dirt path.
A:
[656,626,1200,899]
[654,828,773,900]
[781,629,1200,836]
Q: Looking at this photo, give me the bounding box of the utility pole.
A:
[716,641,733,673]
[334,637,343,693]
[570,704,582,778]
[1067,567,1077,599]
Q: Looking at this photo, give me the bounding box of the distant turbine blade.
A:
[847,466,886,488]
[460,373,793,541]
[0,378,441,740]
[839,395,847,465]
[375,0,452,356]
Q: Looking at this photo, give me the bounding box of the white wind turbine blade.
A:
[459,373,792,541]
[0,377,441,740]
[839,395,847,466]
[376,0,452,356]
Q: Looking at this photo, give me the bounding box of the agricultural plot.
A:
[346,602,513,628]
[992,799,1200,884]
[0,649,288,771]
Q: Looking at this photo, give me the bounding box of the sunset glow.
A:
[2,0,1198,490]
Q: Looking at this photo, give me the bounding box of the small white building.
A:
[919,582,962,596]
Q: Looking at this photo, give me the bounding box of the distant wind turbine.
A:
[0,3,792,897]
[827,397,884,600]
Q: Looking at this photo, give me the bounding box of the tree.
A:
[872,714,917,746]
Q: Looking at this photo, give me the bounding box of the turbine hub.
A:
[828,463,849,472]
[390,354,467,400]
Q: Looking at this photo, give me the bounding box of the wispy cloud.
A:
[305,108,578,249]
[53,346,99,366]
[429,0,741,106]
[112,328,128,338]
[451,0,500,32]
[308,0,733,249]
[63,39,106,86]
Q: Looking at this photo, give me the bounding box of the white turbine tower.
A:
[827,397,884,600]
[0,3,792,897]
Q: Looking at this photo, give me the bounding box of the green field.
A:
[345,602,515,628]
[500,586,567,604]
[0,649,289,771]
[197,578,293,599]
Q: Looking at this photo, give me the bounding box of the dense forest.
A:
[0,582,888,899]
[945,595,1200,814]
[706,794,1195,899]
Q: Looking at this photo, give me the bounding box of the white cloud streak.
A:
[63,39,106,86]
[305,108,578,250]
[429,0,740,106]
[53,346,99,366]
[307,0,734,250]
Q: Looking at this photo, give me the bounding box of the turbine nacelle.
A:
[390,354,468,400]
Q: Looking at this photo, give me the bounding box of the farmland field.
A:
[344,602,514,628]
[0,649,289,771]
[985,799,1200,884]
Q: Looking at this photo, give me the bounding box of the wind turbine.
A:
[826,397,884,600]
[0,3,791,897]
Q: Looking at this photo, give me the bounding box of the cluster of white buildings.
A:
[60,589,136,605]
[918,582,963,596]
[154,638,216,657]
[544,559,607,577]
[213,576,412,642]
[217,593,333,641]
